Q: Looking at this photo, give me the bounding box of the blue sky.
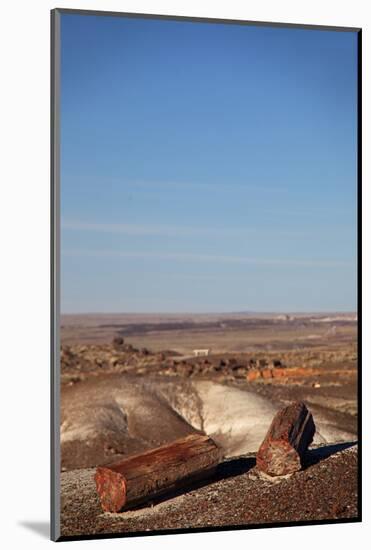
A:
[60,14,358,313]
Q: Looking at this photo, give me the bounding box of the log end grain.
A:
[94,467,127,513]
[256,440,302,476]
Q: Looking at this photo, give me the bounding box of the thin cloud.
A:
[65,177,288,194]
[62,220,231,237]
[61,219,306,238]
[126,179,289,194]
[61,249,352,268]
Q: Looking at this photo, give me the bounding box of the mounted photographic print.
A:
[51,8,361,541]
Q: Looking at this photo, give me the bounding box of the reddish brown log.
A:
[256,401,315,477]
[94,433,222,512]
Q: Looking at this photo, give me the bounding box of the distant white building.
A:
[193,349,210,357]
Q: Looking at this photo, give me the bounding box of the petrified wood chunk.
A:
[256,401,315,476]
[94,433,222,512]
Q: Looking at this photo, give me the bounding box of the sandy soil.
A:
[60,443,358,538]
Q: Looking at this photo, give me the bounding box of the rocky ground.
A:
[60,339,358,460]
[60,443,358,538]
[61,338,357,383]
[60,340,358,423]
[59,330,358,537]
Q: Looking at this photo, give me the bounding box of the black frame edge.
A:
[356,27,362,523]
[58,516,361,543]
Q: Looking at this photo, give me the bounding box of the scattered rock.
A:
[123,344,135,352]
[112,336,124,349]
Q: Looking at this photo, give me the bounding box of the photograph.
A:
[52,9,360,540]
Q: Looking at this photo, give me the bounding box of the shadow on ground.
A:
[18,521,49,539]
[125,442,358,511]
[305,441,357,468]
[129,455,256,511]
[215,455,256,479]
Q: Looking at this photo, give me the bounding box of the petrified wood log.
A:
[256,401,315,476]
[94,433,222,512]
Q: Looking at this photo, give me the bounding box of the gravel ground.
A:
[60,443,358,538]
